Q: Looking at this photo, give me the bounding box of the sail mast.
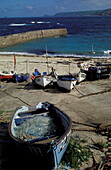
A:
[14,55,16,72]
[46,46,49,74]
[92,44,95,54]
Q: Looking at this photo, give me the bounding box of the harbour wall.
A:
[0,28,67,48]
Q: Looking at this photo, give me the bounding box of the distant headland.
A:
[43,8,111,17]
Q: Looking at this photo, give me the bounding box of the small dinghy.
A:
[13,73,30,83]
[31,70,53,88]
[0,71,14,80]
[34,74,53,88]
[104,50,111,55]
[57,74,77,91]
[71,72,86,84]
[9,102,72,169]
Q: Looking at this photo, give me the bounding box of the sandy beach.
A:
[0,54,111,169]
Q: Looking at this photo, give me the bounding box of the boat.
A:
[13,73,30,83]
[104,50,111,55]
[33,46,53,88]
[77,72,86,83]
[70,72,86,84]
[81,64,111,81]
[0,71,14,80]
[34,73,53,88]
[8,102,72,169]
[57,74,77,91]
[32,69,55,88]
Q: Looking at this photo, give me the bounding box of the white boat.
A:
[57,75,77,91]
[35,75,53,88]
[0,71,15,80]
[73,72,86,83]
[104,50,111,55]
[78,72,86,83]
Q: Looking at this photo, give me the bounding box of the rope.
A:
[74,84,85,96]
[79,88,111,98]
[72,120,98,128]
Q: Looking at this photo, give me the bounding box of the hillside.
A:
[53,8,111,17]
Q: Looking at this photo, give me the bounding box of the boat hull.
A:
[35,76,52,87]
[0,75,13,79]
[77,72,86,83]
[57,80,76,91]
[13,73,30,83]
[9,102,72,169]
[0,71,14,80]
[57,75,77,91]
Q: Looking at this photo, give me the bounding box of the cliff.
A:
[53,8,111,17]
[0,28,67,48]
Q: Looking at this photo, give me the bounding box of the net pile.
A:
[14,116,57,141]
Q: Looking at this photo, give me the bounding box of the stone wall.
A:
[0,28,67,48]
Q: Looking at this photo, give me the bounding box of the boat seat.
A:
[28,134,59,144]
[43,72,47,75]
[18,111,49,117]
[34,136,58,144]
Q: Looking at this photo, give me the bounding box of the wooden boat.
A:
[81,64,111,81]
[34,75,53,87]
[13,73,30,83]
[76,72,86,83]
[9,102,72,169]
[57,74,77,91]
[0,71,14,80]
[34,72,53,88]
[70,72,86,84]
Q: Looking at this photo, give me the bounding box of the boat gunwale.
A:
[58,74,77,81]
[34,75,52,78]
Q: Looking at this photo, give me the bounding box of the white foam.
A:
[37,21,50,24]
[0,52,37,56]
[0,51,111,59]
[9,23,26,26]
[42,53,111,59]
[31,21,35,24]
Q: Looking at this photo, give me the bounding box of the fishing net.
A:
[14,116,57,141]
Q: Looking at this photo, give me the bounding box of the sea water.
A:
[0,17,111,57]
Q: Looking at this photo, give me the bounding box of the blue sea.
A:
[0,17,111,58]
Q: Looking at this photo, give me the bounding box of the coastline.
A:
[0,54,80,74]
[0,52,111,59]
[0,53,111,74]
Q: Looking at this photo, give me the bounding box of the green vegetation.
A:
[53,8,111,17]
[0,111,5,116]
[61,137,92,169]
[94,141,108,151]
[0,110,12,121]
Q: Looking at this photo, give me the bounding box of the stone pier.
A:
[0,28,68,48]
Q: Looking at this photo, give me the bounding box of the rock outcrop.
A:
[0,28,67,48]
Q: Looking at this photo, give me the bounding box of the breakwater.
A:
[0,28,67,48]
